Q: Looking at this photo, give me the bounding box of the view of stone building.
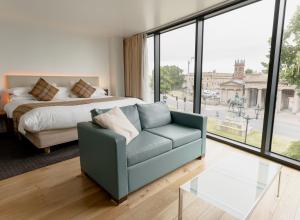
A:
[183,59,300,113]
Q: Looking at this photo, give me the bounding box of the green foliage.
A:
[262,6,300,83]
[150,65,186,94]
[284,140,300,160]
[261,38,271,74]
[280,5,300,87]
[245,68,254,74]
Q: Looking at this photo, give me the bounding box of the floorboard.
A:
[0,139,299,220]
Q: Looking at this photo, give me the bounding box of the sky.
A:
[146,0,299,75]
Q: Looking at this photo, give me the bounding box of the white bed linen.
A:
[4,97,144,134]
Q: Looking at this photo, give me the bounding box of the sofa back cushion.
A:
[137,103,171,129]
[91,105,142,132]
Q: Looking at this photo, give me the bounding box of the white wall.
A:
[109,37,125,96]
[0,20,124,95]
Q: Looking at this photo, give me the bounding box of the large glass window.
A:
[160,24,196,112]
[150,0,300,167]
[272,0,300,160]
[201,0,275,148]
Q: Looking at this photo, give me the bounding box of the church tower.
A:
[233,59,245,79]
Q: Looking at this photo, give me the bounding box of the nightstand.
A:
[0,109,8,134]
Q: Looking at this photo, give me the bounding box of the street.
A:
[164,95,300,140]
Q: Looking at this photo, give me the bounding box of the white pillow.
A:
[9,95,35,101]
[91,87,106,98]
[8,87,32,96]
[94,107,139,144]
[53,87,70,100]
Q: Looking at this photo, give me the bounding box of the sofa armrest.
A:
[171,111,207,155]
[77,122,128,200]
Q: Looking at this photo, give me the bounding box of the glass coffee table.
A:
[178,153,282,220]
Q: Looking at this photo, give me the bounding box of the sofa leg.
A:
[80,168,127,205]
[44,147,51,154]
[111,196,128,205]
[196,155,205,160]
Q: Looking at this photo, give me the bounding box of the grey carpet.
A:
[0,134,79,180]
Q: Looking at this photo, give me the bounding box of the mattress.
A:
[4,97,144,134]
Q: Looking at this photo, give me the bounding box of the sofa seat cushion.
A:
[126,131,172,166]
[146,124,201,148]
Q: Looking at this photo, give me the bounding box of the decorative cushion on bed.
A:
[29,78,59,101]
[94,107,139,144]
[71,79,96,98]
[91,105,142,132]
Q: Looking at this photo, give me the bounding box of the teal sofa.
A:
[77,103,207,203]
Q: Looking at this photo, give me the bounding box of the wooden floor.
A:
[1,139,300,220]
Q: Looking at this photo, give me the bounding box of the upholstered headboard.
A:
[5,74,100,88]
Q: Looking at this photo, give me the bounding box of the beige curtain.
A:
[123,33,145,98]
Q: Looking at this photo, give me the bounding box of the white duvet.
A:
[4,97,144,134]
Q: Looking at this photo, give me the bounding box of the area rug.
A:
[0,135,79,180]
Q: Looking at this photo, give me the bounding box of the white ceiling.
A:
[0,0,229,37]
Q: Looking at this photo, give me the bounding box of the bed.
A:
[4,75,143,153]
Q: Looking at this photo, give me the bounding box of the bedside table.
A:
[0,109,8,134]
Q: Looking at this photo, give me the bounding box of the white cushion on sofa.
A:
[94,107,139,144]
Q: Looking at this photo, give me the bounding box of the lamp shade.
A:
[0,87,9,107]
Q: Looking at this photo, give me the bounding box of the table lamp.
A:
[0,86,9,108]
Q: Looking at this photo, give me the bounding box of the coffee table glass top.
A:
[180,153,282,219]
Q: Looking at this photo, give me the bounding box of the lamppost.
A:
[187,57,195,74]
[242,105,261,143]
[162,91,167,104]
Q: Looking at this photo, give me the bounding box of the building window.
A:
[160,23,196,112]
[201,0,275,148]
[272,0,300,161]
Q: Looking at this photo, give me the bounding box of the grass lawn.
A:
[207,118,293,156]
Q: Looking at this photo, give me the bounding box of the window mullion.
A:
[194,19,204,114]
[154,34,160,102]
[261,0,287,154]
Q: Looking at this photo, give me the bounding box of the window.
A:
[149,0,300,168]
[272,0,300,161]
[144,36,155,102]
[201,0,275,148]
[160,24,196,112]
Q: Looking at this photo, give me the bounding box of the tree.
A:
[262,6,300,85]
[280,5,300,87]
[150,65,186,94]
[245,68,254,74]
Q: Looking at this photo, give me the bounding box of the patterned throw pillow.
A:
[71,79,96,98]
[29,78,59,101]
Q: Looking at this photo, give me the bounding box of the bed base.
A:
[24,128,78,153]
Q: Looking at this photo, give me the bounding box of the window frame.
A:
[146,0,300,170]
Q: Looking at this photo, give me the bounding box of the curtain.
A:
[123,33,145,98]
